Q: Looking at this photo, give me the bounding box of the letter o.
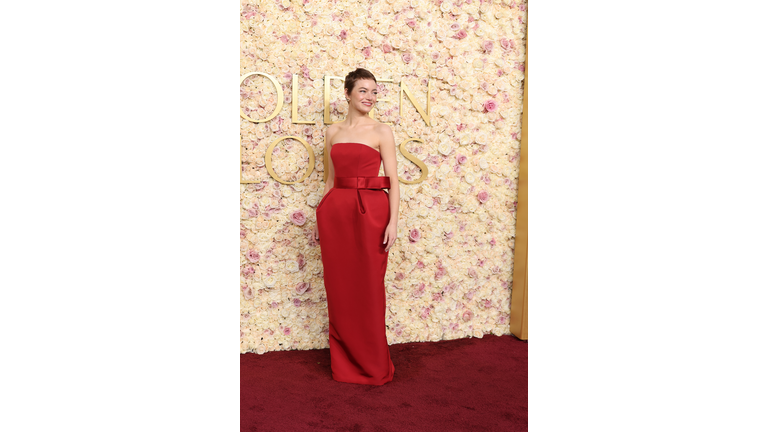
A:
[240,72,284,123]
[264,136,316,185]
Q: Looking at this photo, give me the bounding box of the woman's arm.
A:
[315,127,336,241]
[378,124,399,252]
[321,126,336,195]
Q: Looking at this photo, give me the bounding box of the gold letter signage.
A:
[264,136,315,185]
[240,72,284,123]
[240,72,433,184]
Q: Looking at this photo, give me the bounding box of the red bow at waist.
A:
[334,176,391,190]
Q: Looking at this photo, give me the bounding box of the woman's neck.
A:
[344,108,372,128]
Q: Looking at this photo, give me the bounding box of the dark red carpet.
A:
[241,334,527,431]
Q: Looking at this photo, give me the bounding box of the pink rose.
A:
[290,210,306,226]
[450,23,461,31]
[445,283,457,297]
[462,310,474,322]
[500,38,513,51]
[420,307,431,319]
[240,229,246,239]
[362,46,372,58]
[454,30,468,39]
[431,52,440,61]
[434,267,446,280]
[477,190,489,203]
[457,154,467,164]
[293,298,302,307]
[409,228,421,242]
[382,43,392,53]
[482,299,493,308]
[242,286,254,300]
[468,268,477,278]
[482,40,493,53]
[295,282,310,295]
[465,290,475,300]
[484,99,498,112]
[402,52,413,63]
[339,30,348,40]
[241,265,255,277]
[407,20,416,28]
[283,327,291,335]
[395,272,405,281]
[246,249,260,263]
[416,261,425,269]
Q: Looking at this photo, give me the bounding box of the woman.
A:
[313,68,400,385]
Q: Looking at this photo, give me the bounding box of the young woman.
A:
[314,68,400,385]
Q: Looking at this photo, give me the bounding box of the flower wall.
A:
[240,0,527,354]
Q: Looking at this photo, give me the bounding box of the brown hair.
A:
[344,68,378,97]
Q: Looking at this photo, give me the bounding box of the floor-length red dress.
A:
[316,142,395,386]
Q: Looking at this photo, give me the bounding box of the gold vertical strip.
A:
[510,21,528,340]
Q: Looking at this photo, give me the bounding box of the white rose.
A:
[465,172,476,184]
[307,194,319,207]
[263,276,276,288]
[437,141,452,156]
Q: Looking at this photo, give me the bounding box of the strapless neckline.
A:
[332,142,380,154]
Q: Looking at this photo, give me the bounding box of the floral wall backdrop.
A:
[240,0,527,354]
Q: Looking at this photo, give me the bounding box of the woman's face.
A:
[346,79,378,114]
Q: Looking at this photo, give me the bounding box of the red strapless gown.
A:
[316,142,395,386]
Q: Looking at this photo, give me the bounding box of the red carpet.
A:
[241,334,527,431]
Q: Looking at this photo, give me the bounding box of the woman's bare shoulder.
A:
[374,122,393,135]
[326,123,341,142]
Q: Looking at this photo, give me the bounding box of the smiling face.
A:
[345,79,378,114]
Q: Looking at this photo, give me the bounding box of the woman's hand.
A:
[383,222,397,252]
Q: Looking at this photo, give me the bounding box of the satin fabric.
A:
[316,142,395,385]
